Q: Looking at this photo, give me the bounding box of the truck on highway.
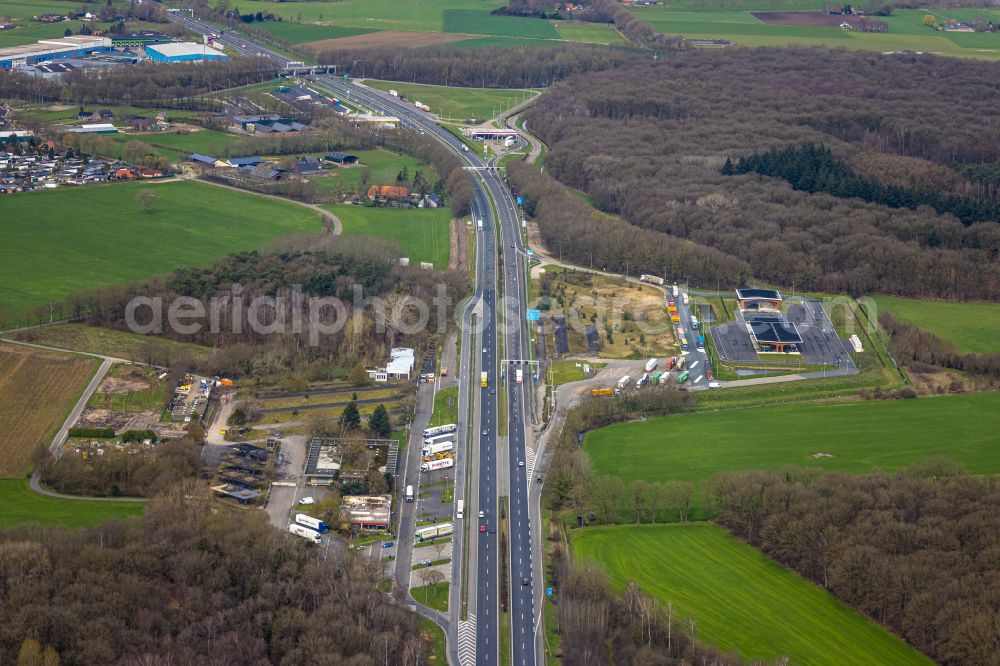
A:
[639,274,665,285]
[683,293,689,306]
[422,441,454,457]
[590,387,615,397]
[672,285,679,297]
[405,485,414,502]
[415,522,453,542]
[617,375,630,390]
[462,144,469,152]
[677,371,690,384]
[481,371,488,388]
[697,335,705,350]
[295,513,329,533]
[288,523,322,544]
[477,218,483,230]
[421,458,455,472]
[515,368,523,384]
[644,358,658,372]
[691,315,699,330]
[456,499,464,519]
[423,423,457,438]
[389,89,398,97]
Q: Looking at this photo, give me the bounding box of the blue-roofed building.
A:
[189,153,229,167]
[146,42,228,63]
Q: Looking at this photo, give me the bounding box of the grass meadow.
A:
[872,296,1000,354]
[572,524,932,665]
[584,391,1000,516]
[364,80,537,122]
[629,6,1000,59]
[0,180,322,321]
[328,205,452,269]
[0,477,144,529]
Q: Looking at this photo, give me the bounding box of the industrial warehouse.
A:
[0,35,228,71]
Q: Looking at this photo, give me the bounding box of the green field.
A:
[0,181,322,321]
[106,129,240,162]
[549,359,605,386]
[7,323,217,363]
[329,205,452,269]
[411,581,449,612]
[584,392,1000,514]
[210,0,618,45]
[364,80,537,123]
[430,386,459,427]
[552,20,625,44]
[310,148,433,195]
[872,296,1000,354]
[0,0,167,47]
[0,477,144,529]
[630,6,1000,59]
[572,524,932,665]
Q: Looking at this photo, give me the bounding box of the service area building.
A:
[145,42,228,63]
[339,495,392,533]
[747,317,803,353]
[736,288,783,313]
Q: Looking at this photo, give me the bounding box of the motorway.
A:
[311,76,539,666]
[151,15,540,661]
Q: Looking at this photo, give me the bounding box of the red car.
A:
[479,525,486,533]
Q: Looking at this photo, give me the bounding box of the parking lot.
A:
[711,298,855,367]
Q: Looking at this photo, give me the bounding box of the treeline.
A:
[710,463,1000,666]
[508,159,751,287]
[0,485,431,664]
[880,312,1000,379]
[0,58,277,107]
[40,439,203,497]
[523,47,1000,299]
[315,45,640,89]
[725,143,1000,226]
[549,559,745,664]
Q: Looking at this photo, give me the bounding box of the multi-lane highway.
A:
[151,15,540,661]
[311,76,539,666]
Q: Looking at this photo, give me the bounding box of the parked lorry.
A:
[677,371,690,384]
[421,458,455,472]
[590,387,615,397]
[423,433,456,448]
[644,358,658,372]
[636,373,649,388]
[617,375,631,390]
[515,368,523,384]
[666,357,677,371]
[288,523,322,544]
[652,371,663,384]
[295,513,329,533]
[423,423,456,438]
[415,522,453,542]
[422,441,454,457]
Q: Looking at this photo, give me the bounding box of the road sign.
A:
[526,309,540,321]
[547,587,553,597]
[517,196,524,205]
[526,249,534,255]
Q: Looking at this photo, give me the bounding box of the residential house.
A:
[367,184,411,201]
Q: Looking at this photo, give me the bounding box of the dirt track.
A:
[752,11,864,27]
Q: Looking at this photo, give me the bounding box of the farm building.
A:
[145,42,228,63]
[64,123,119,135]
[367,184,410,201]
[325,152,359,165]
[227,156,264,167]
[0,36,113,69]
[736,288,783,312]
[296,156,323,175]
[339,495,392,532]
[747,317,802,353]
[189,153,231,168]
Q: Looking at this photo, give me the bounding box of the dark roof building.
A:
[228,156,263,167]
[189,153,218,165]
[325,152,359,165]
[748,319,802,353]
[296,156,323,175]
[736,288,783,312]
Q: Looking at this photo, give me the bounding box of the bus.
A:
[481,371,488,388]
[423,423,457,439]
[456,500,464,519]
[677,371,690,383]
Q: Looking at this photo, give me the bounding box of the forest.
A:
[314,45,641,89]
[709,464,1000,666]
[0,484,430,665]
[521,47,1000,299]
